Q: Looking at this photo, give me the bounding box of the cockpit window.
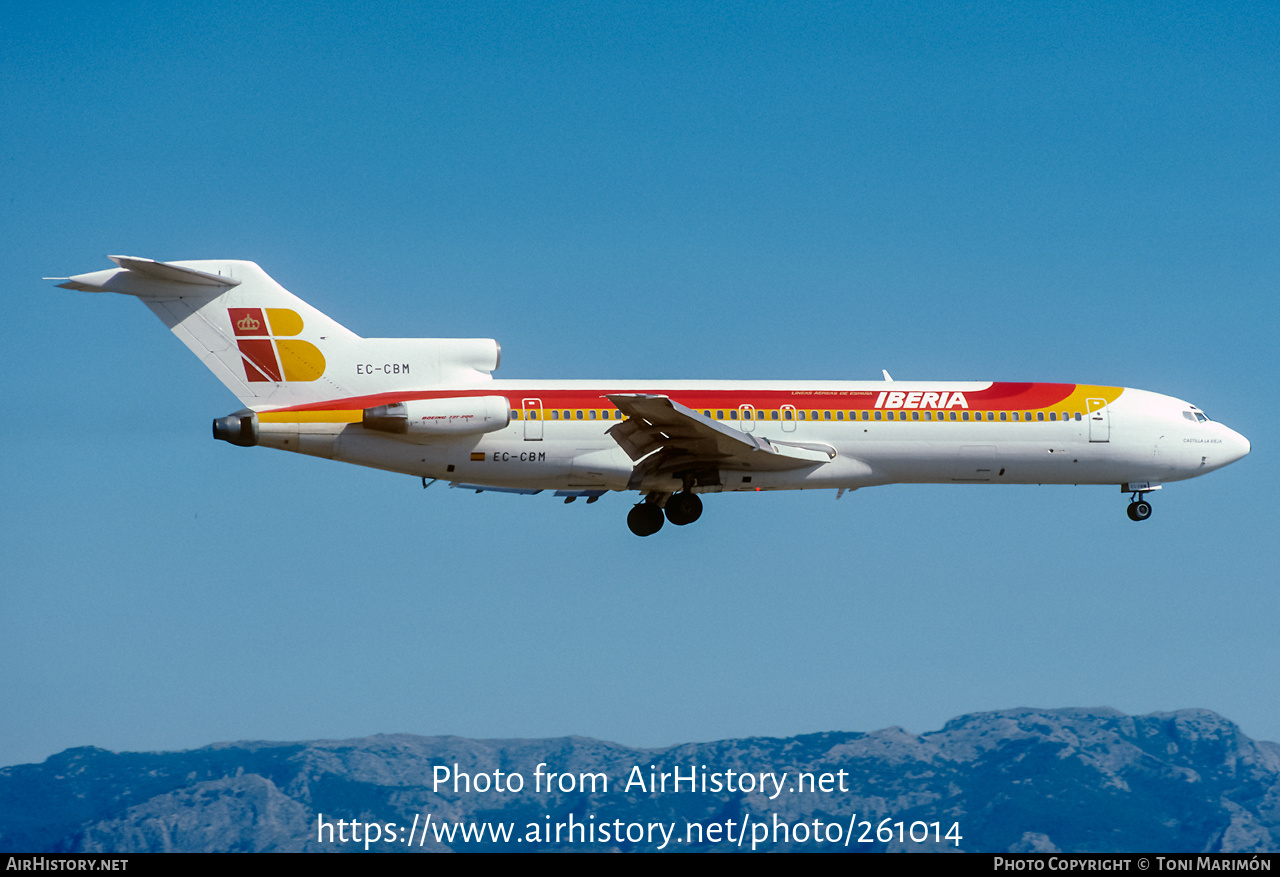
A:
[1183,410,1211,423]
[1196,412,1209,423]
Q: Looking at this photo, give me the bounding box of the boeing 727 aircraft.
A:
[54,256,1251,536]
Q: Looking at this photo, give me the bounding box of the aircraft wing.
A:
[605,394,835,477]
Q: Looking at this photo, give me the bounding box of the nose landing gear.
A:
[1126,493,1153,522]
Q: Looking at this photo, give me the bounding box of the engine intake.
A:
[213,410,259,447]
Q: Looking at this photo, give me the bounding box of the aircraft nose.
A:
[1223,427,1250,465]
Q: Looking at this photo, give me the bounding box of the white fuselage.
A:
[253,380,1250,496]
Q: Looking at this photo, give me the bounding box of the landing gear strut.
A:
[1126,493,1153,522]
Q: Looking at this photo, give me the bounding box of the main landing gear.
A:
[627,502,664,536]
[627,491,704,536]
[664,492,703,526]
[1126,493,1153,522]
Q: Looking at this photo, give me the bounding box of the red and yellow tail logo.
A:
[228,308,325,383]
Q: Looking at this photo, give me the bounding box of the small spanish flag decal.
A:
[470,452,485,461]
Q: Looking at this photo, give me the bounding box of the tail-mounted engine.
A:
[363,396,511,436]
[212,410,260,447]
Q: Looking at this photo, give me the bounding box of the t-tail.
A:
[54,256,501,415]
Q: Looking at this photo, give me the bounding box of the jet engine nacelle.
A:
[363,396,511,436]
[212,410,260,447]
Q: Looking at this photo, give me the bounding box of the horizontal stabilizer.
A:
[55,256,240,293]
[107,256,240,287]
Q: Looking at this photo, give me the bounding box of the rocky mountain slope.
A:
[2,707,1277,852]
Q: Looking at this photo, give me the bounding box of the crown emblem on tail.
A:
[236,314,261,331]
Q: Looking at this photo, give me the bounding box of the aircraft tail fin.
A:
[56,257,500,411]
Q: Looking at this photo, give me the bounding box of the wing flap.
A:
[606,394,835,473]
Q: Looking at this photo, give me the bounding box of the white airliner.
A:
[54,256,1251,536]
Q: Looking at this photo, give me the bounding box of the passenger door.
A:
[523,398,543,440]
[1087,398,1110,442]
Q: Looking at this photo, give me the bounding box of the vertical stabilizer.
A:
[55,257,501,411]
[58,257,359,409]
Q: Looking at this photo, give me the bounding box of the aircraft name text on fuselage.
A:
[875,391,969,410]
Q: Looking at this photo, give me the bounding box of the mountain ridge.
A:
[3,707,1277,853]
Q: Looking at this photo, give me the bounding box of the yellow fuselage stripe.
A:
[258,410,363,423]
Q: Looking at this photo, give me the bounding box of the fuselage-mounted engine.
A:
[362,395,511,438]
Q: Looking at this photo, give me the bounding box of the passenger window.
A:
[875,411,882,421]
[716,410,724,420]
[912,411,920,421]
[836,411,844,420]
[1076,412,1083,421]
[511,409,519,419]
[798,411,806,420]
[576,410,583,420]
[949,411,957,421]
[742,409,752,420]
[772,410,779,420]
[1000,412,1007,421]
[552,410,560,420]
[589,410,597,420]
[729,410,737,420]
[824,411,832,420]
[1049,412,1057,421]
[811,411,818,420]
[1037,412,1045,421]
[923,411,932,421]
[784,410,793,420]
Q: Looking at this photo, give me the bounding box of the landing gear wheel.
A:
[1127,500,1152,522]
[627,503,665,536]
[664,492,703,526]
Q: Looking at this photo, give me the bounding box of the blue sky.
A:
[2,1,1277,769]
